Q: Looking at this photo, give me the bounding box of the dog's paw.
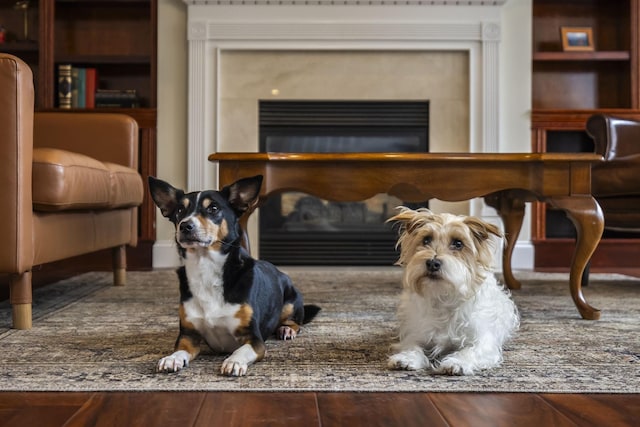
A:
[278,326,297,340]
[387,349,430,371]
[220,343,260,377]
[156,350,191,373]
[434,358,473,376]
[221,358,249,377]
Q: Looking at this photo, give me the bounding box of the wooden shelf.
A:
[37,107,157,125]
[56,0,150,3]
[0,41,39,53]
[54,55,152,65]
[533,51,630,61]
[531,109,640,129]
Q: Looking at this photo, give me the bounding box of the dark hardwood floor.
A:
[0,391,639,426]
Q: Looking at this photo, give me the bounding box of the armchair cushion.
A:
[105,162,145,208]
[33,148,111,211]
[32,148,143,211]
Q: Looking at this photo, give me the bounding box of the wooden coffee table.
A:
[209,152,604,320]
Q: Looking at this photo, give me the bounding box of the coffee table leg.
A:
[484,192,526,290]
[548,196,604,320]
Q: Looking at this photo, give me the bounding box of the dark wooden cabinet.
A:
[0,0,157,269]
[532,0,640,271]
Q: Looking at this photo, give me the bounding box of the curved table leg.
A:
[485,192,526,290]
[548,196,604,320]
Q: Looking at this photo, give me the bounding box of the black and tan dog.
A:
[148,175,320,376]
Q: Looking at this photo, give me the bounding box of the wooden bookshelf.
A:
[532,0,640,270]
[532,0,637,110]
[0,0,157,269]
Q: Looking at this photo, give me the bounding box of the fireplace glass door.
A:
[259,100,429,266]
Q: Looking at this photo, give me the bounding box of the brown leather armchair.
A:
[586,114,640,232]
[580,114,640,284]
[1,53,144,329]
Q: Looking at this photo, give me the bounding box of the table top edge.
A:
[208,152,603,163]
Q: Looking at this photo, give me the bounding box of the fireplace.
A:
[258,100,428,265]
[171,0,527,271]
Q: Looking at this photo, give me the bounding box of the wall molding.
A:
[183,1,508,6]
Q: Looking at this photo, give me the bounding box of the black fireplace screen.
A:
[258,100,429,266]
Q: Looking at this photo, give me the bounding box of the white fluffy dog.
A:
[387,207,520,375]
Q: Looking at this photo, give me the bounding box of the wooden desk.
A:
[209,152,604,320]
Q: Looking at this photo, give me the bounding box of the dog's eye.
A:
[451,239,464,250]
[206,204,219,214]
[175,205,185,217]
[422,236,432,246]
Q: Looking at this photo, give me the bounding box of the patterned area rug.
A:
[0,267,638,393]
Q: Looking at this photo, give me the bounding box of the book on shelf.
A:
[85,68,97,109]
[59,65,98,109]
[71,67,85,108]
[56,65,140,108]
[57,64,72,109]
[95,89,140,108]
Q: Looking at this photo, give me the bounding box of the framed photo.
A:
[561,27,594,52]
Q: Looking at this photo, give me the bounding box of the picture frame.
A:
[561,27,594,52]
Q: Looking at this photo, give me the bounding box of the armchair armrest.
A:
[586,114,640,161]
[0,53,34,273]
[34,112,139,169]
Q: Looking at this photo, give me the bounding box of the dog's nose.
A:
[426,258,441,272]
[179,220,195,233]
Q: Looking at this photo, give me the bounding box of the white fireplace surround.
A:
[172,0,533,269]
[184,0,507,192]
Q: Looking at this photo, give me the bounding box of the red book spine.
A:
[85,68,98,109]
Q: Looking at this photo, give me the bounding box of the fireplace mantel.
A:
[184,1,508,195]
[183,1,508,6]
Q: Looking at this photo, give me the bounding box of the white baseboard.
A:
[509,241,534,270]
[152,240,180,269]
[151,239,536,271]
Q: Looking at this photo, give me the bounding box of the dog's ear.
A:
[221,175,263,215]
[387,207,434,234]
[148,176,184,218]
[463,216,503,243]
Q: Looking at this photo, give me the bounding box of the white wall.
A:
[499,0,534,266]
[154,0,188,266]
[154,0,533,268]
